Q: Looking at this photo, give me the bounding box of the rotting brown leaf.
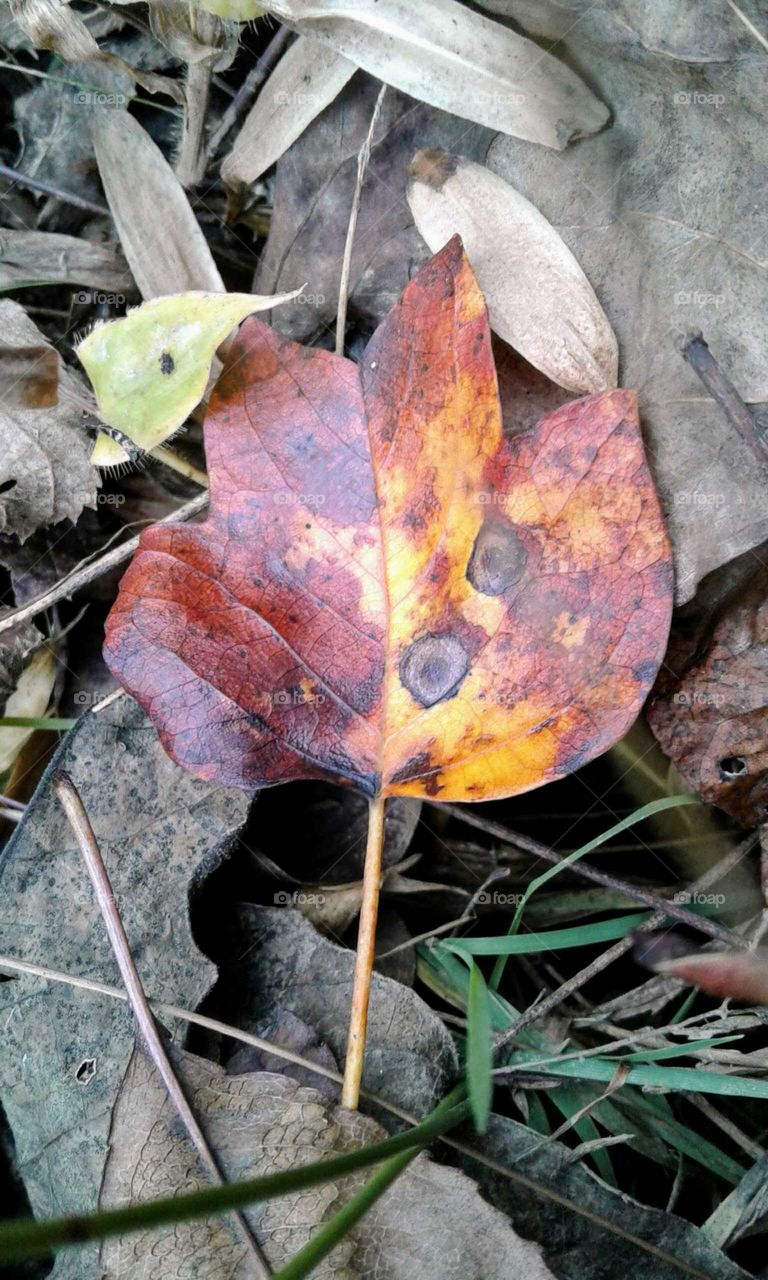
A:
[99,1041,556,1279]
[648,567,768,827]
[0,299,98,541]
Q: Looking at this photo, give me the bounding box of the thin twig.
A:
[681,331,768,467]
[207,25,292,161]
[437,802,747,948]
[0,491,209,637]
[53,773,271,1279]
[726,0,768,51]
[335,84,387,356]
[0,163,109,216]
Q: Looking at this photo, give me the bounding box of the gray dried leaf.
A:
[221,36,356,192]
[93,110,225,298]
[0,229,133,293]
[0,697,252,1280]
[458,1112,749,1279]
[0,299,98,541]
[0,616,43,711]
[407,148,618,393]
[213,904,458,1118]
[705,1153,768,1248]
[13,61,134,226]
[486,0,768,601]
[253,74,492,341]
[100,1043,555,1279]
[262,0,608,148]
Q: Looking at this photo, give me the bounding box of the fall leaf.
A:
[648,567,768,826]
[104,237,672,803]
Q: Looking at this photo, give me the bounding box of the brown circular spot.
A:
[467,520,527,596]
[399,633,469,708]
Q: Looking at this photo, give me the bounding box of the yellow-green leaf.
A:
[78,290,300,466]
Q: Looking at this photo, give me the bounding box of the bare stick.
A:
[206,24,292,161]
[0,162,109,216]
[681,331,768,467]
[437,802,746,948]
[342,794,386,1109]
[0,491,209,637]
[335,84,387,357]
[53,772,271,1279]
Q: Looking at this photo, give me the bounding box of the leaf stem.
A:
[342,794,387,1109]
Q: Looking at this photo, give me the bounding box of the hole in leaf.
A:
[719,756,747,780]
[75,1058,96,1086]
[0,479,17,495]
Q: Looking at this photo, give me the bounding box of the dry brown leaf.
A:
[260,0,608,148]
[92,111,225,299]
[0,229,133,294]
[221,36,356,193]
[0,300,98,541]
[407,148,618,394]
[100,1042,555,1279]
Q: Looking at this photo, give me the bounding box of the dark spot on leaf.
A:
[399,633,469,707]
[467,520,527,596]
[719,756,747,779]
[160,352,175,375]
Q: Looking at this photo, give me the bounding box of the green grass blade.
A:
[0,1095,469,1266]
[442,911,651,956]
[490,793,698,987]
[466,962,493,1133]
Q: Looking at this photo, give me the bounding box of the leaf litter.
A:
[1,3,768,1278]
